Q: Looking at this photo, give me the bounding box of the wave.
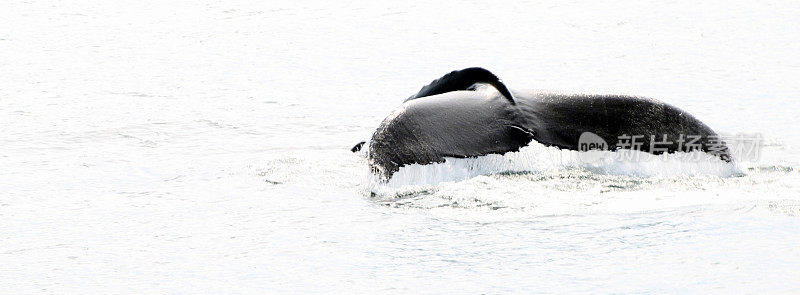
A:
[370,141,742,188]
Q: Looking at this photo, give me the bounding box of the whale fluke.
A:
[358,67,732,180]
[405,67,515,104]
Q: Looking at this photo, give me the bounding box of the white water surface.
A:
[2,0,800,293]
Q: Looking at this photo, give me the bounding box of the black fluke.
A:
[354,67,731,180]
[405,67,515,104]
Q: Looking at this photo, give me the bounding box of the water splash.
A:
[371,141,742,188]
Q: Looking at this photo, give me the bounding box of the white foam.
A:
[373,141,742,188]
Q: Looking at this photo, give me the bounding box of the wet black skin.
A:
[357,67,730,179]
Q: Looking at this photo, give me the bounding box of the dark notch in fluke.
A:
[405,67,515,104]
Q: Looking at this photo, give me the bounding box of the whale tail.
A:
[405,67,515,104]
[351,67,516,154]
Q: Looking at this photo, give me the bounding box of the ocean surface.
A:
[2,0,800,293]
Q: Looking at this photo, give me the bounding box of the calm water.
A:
[2,0,800,293]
